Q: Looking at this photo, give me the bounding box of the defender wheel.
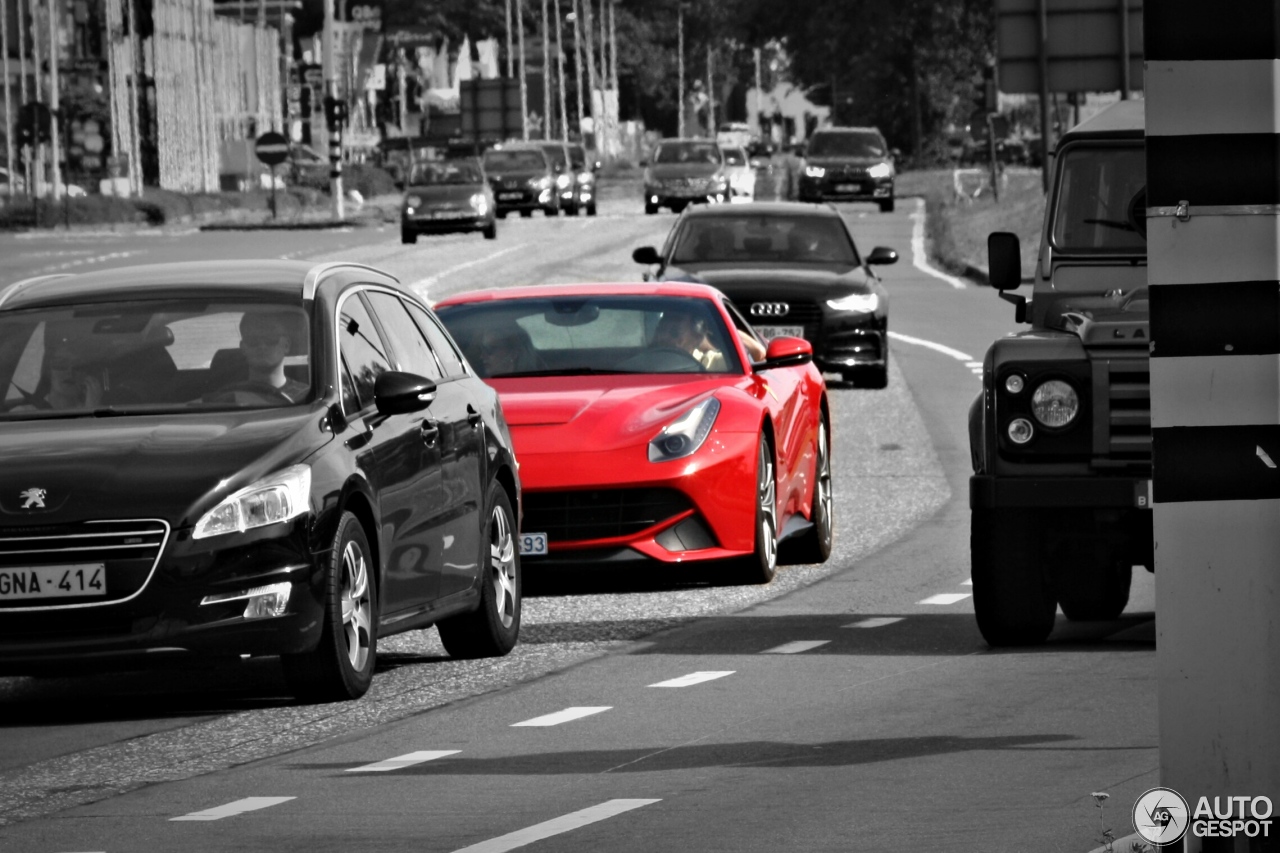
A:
[726,439,778,584]
[437,482,521,658]
[781,417,833,565]
[1051,529,1133,621]
[482,221,497,240]
[282,512,377,702]
[971,508,1057,646]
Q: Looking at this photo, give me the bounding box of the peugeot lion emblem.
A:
[20,487,48,509]
[750,302,791,318]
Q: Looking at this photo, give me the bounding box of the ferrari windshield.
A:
[807,131,886,157]
[671,214,858,265]
[436,295,742,379]
[0,297,312,418]
[1051,144,1146,253]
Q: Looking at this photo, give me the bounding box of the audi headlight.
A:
[804,165,826,178]
[826,293,880,313]
[406,194,422,208]
[1030,380,1079,427]
[193,465,311,539]
[868,162,893,179]
[648,398,720,462]
[470,193,489,213]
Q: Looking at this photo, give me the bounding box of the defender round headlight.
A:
[1031,380,1079,427]
[1007,418,1034,444]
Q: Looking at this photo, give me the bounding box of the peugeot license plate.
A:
[519,532,548,556]
[755,325,804,341]
[0,564,106,601]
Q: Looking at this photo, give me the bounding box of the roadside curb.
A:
[197,218,376,232]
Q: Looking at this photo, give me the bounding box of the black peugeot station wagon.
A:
[0,261,522,702]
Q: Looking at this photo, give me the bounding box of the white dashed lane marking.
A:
[511,706,612,727]
[842,617,905,629]
[918,593,972,605]
[170,797,295,821]
[450,799,662,853]
[648,671,735,688]
[962,578,973,586]
[407,242,532,296]
[762,640,830,654]
[347,750,460,772]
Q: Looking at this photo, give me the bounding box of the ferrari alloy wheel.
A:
[731,438,778,584]
[437,481,521,658]
[783,417,833,564]
[282,511,377,702]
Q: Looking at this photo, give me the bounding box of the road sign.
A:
[302,64,324,85]
[996,0,1143,93]
[254,131,290,166]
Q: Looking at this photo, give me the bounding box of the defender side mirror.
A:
[988,232,1023,290]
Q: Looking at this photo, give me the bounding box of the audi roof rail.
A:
[0,274,74,312]
[303,262,401,301]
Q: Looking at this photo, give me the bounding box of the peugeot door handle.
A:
[466,406,482,429]
[420,420,440,447]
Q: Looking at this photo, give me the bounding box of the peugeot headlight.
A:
[804,165,826,178]
[1030,380,1079,428]
[648,398,721,462]
[470,193,489,214]
[406,194,423,208]
[556,173,572,189]
[826,293,880,313]
[868,162,893,179]
[193,465,312,539]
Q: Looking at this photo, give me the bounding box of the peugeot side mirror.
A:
[632,246,662,265]
[867,246,898,266]
[374,371,437,415]
[756,336,813,370]
[988,232,1023,290]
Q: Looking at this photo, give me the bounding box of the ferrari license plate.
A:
[498,192,523,201]
[0,564,106,601]
[518,532,548,556]
[755,325,805,341]
[836,183,857,193]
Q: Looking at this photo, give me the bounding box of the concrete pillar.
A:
[1145,1,1280,849]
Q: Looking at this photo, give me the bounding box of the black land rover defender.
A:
[969,100,1152,646]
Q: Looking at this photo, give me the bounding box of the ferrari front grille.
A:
[523,488,692,542]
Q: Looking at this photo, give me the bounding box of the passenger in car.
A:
[475,324,542,378]
[11,342,103,410]
[223,311,309,402]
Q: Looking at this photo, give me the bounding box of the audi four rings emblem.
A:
[751,302,790,317]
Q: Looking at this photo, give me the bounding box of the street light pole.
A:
[676,2,684,138]
[571,0,583,137]
[323,0,344,219]
[541,0,551,139]
[1,0,14,200]
[47,0,61,206]
[517,0,529,139]
[556,0,569,143]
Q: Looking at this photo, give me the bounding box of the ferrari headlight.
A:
[826,293,880,313]
[406,194,422,208]
[804,165,826,178]
[868,162,893,179]
[470,193,489,213]
[648,398,720,462]
[193,465,311,539]
[556,173,572,189]
[1031,380,1079,427]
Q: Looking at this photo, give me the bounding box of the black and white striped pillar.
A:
[1146,0,1280,833]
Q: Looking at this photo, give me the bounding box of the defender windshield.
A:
[671,215,858,265]
[436,295,742,379]
[0,298,312,418]
[1051,144,1146,254]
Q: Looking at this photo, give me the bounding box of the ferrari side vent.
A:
[523,488,692,542]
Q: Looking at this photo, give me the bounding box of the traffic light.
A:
[17,102,53,147]
[323,96,348,129]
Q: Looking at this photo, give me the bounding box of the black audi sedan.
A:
[632,202,898,387]
[798,126,897,213]
[400,158,497,244]
[0,261,522,702]
[481,143,559,218]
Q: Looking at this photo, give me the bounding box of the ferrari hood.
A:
[669,265,873,298]
[492,377,725,454]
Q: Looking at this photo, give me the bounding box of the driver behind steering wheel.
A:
[228,311,309,403]
[653,307,726,371]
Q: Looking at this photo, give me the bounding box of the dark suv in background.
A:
[798,127,896,212]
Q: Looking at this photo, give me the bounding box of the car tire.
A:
[546,206,560,217]
[520,209,533,218]
[780,417,833,565]
[482,221,497,240]
[497,210,508,219]
[566,203,579,217]
[879,197,895,213]
[401,226,417,245]
[436,481,521,659]
[1048,525,1133,621]
[587,201,598,216]
[726,438,779,584]
[644,202,658,215]
[281,511,377,702]
[971,508,1057,646]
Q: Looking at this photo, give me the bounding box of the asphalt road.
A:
[0,188,1157,852]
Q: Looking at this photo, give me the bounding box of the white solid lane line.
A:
[910,198,967,289]
[170,797,295,821]
[406,242,533,295]
[962,578,973,586]
[450,799,662,853]
[347,750,461,772]
[648,671,735,688]
[918,593,972,605]
[842,617,905,629]
[887,330,974,363]
[511,706,612,727]
[762,640,830,654]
